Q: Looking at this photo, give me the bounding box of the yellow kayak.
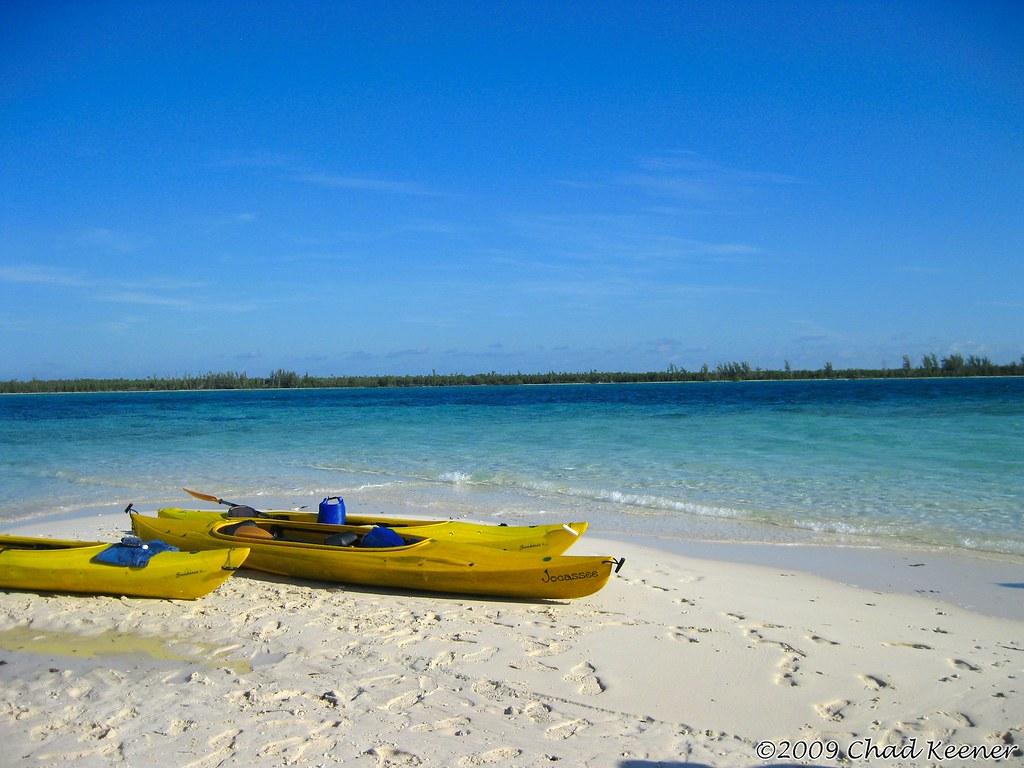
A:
[0,534,249,599]
[160,506,588,556]
[131,513,623,600]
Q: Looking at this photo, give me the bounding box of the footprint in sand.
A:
[814,699,850,721]
[461,646,497,663]
[949,658,981,672]
[380,689,424,712]
[523,700,555,723]
[775,655,801,687]
[563,661,605,696]
[411,715,472,736]
[471,678,522,701]
[84,722,118,743]
[161,718,197,736]
[640,580,671,592]
[859,673,890,690]
[545,717,592,740]
[66,682,95,700]
[252,620,287,641]
[184,728,241,768]
[29,717,66,743]
[937,710,975,728]
[808,633,840,646]
[35,741,124,763]
[886,641,932,650]
[257,732,328,764]
[208,728,242,750]
[523,638,568,657]
[367,745,423,767]
[668,625,712,643]
[427,651,455,669]
[457,747,521,766]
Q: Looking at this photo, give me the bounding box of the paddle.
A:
[183,487,267,518]
[183,487,241,507]
[184,487,315,520]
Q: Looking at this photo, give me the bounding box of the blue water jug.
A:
[318,496,346,524]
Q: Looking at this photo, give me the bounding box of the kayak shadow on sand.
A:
[229,569,573,605]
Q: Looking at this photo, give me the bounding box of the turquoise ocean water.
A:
[1,378,1022,556]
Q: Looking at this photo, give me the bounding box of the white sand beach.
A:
[2,510,1021,767]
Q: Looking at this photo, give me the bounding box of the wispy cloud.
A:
[100,316,146,334]
[0,264,92,287]
[502,212,762,266]
[894,263,947,275]
[558,151,803,205]
[337,348,432,365]
[215,153,297,170]
[698,242,761,255]
[787,321,852,361]
[216,152,437,198]
[617,173,721,201]
[80,227,150,253]
[400,219,470,236]
[553,179,610,191]
[384,347,431,359]
[636,150,804,185]
[96,291,194,308]
[0,315,30,332]
[514,275,772,304]
[296,172,436,197]
[0,263,205,311]
[399,314,459,328]
[224,351,263,362]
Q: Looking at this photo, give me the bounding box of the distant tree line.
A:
[2,355,1022,394]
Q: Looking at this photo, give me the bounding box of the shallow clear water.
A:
[1,379,1022,554]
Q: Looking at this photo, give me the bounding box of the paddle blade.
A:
[183,487,228,505]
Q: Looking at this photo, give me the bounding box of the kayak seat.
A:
[226,505,263,518]
[324,532,359,547]
[228,521,275,540]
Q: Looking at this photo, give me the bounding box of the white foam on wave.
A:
[219,463,1024,558]
[308,463,395,478]
[241,481,404,498]
[508,477,746,521]
[786,515,1024,557]
[960,536,1024,556]
[492,508,550,518]
[304,464,748,523]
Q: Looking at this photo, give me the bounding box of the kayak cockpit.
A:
[215,520,426,550]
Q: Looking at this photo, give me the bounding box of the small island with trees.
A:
[1,353,1021,394]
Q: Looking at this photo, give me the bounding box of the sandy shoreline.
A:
[2,510,1022,766]
[604,534,1024,623]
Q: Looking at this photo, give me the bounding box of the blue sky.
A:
[1,1,1022,378]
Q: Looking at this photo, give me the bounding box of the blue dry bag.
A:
[93,536,179,568]
[318,496,346,524]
